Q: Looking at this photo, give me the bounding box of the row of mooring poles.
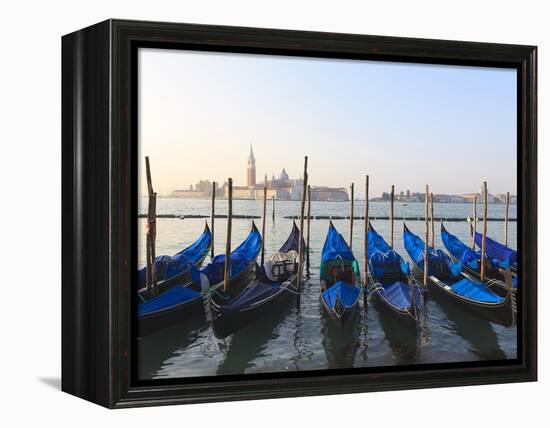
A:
[145,155,508,300]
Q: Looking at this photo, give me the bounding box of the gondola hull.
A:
[426,272,514,327]
[138,254,208,301]
[210,222,302,338]
[320,280,360,327]
[208,262,259,311]
[370,285,419,333]
[212,275,297,338]
[445,251,516,299]
[137,292,205,336]
[404,224,514,327]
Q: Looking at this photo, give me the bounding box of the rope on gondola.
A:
[367,282,384,296]
[210,288,231,300]
[283,285,301,295]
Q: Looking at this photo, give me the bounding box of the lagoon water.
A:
[137,198,517,380]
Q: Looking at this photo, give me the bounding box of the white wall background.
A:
[0,0,545,425]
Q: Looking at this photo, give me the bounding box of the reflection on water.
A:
[137,199,518,379]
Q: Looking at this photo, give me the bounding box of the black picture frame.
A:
[62,19,537,408]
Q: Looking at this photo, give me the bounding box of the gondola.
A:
[403,223,514,327]
[367,223,423,331]
[320,221,361,325]
[137,223,258,336]
[211,222,303,338]
[470,223,518,273]
[199,221,262,308]
[137,222,212,299]
[441,222,517,297]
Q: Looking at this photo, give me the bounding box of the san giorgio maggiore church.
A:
[228,146,348,202]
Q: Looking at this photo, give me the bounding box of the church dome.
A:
[278,168,289,181]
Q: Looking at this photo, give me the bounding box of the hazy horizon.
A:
[138,48,517,198]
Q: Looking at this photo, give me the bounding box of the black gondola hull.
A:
[137,254,209,300]
[445,252,517,300]
[371,290,419,333]
[212,277,297,338]
[137,294,205,336]
[209,262,258,311]
[425,273,514,327]
[320,280,360,327]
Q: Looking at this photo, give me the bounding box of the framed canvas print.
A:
[62,19,537,408]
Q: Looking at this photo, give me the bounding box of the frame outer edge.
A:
[61,19,113,408]
[63,19,538,408]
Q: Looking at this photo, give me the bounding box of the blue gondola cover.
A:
[201,224,262,284]
[218,281,279,315]
[403,226,452,276]
[451,278,504,303]
[138,286,201,316]
[322,281,360,309]
[474,230,518,268]
[321,223,355,263]
[137,225,212,288]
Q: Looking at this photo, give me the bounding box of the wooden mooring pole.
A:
[272,196,275,222]
[505,191,510,247]
[349,183,354,250]
[471,194,477,249]
[145,156,157,295]
[306,185,311,274]
[296,157,308,292]
[424,185,429,288]
[261,186,267,266]
[364,175,369,286]
[430,192,435,249]
[480,181,488,282]
[390,185,395,248]
[211,181,216,259]
[223,178,233,293]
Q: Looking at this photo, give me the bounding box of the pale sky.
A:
[138,48,517,198]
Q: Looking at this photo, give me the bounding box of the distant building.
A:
[223,146,347,201]
[172,189,205,198]
[310,186,349,202]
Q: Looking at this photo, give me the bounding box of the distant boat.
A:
[441,222,517,297]
[210,222,303,338]
[403,223,514,327]
[367,223,423,331]
[320,221,361,325]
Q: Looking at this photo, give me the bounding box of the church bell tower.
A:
[247,145,256,187]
